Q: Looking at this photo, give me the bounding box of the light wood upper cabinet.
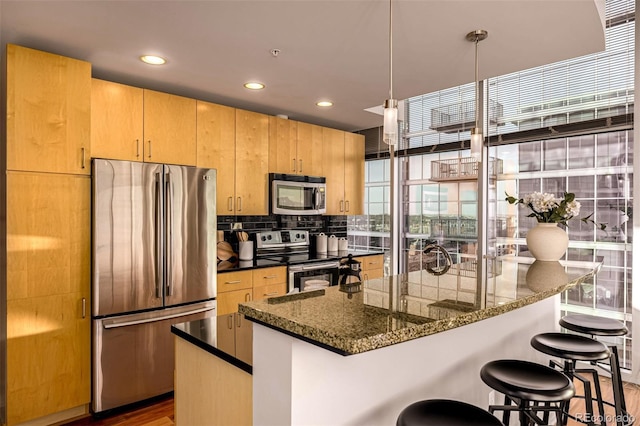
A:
[196,101,236,215]
[322,128,365,215]
[6,44,91,175]
[91,79,143,161]
[344,132,365,215]
[322,128,346,214]
[198,106,268,215]
[91,80,197,165]
[143,89,197,165]
[269,118,323,177]
[6,172,91,424]
[268,116,297,174]
[295,122,324,177]
[234,110,269,215]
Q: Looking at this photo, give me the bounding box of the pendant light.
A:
[382,0,397,145]
[466,29,488,160]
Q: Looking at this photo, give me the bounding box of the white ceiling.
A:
[0,0,606,132]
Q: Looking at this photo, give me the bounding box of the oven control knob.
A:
[267,235,272,240]
[261,236,267,241]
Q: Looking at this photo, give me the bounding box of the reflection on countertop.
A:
[238,256,602,355]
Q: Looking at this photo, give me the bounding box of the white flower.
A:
[565,200,581,218]
[523,192,558,213]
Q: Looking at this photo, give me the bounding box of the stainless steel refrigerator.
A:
[92,159,217,414]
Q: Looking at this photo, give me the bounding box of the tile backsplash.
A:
[218,215,347,239]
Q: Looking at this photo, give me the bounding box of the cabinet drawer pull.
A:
[263,275,277,279]
[264,292,279,296]
[82,297,86,319]
[136,139,140,158]
[81,147,86,169]
[224,280,242,284]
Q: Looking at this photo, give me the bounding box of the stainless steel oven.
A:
[288,261,340,293]
[255,230,340,293]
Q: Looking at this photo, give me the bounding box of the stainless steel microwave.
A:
[270,173,326,215]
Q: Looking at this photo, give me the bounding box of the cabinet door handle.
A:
[237,197,242,212]
[82,298,86,319]
[264,292,279,296]
[224,280,242,284]
[81,147,86,169]
[340,200,344,212]
[147,140,152,158]
[292,158,296,173]
[245,293,252,302]
[345,200,350,212]
[299,159,302,173]
[227,315,233,329]
[136,139,140,158]
[263,275,277,279]
[237,314,242,328]
[364,274,369,281]
[228,196,233,212]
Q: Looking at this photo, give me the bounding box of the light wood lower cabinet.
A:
[175,336,252,426]
[355,254,385,280]
[217,313,253,366]
[6,171,90,425]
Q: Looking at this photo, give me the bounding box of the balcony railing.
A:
[430,157,503,182]
[430,99,503,133]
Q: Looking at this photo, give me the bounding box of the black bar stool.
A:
[396,399,504,426]
[560,314,631,426]
[481,359,575,425]
[531,332,610,425]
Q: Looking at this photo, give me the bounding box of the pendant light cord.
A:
[388,0,393,100]
[474,36,479,130]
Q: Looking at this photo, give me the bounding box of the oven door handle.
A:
[290,262,340,272]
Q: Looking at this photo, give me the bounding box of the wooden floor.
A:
[61,379,640,426]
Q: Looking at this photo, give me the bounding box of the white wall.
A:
[252,296,559,426]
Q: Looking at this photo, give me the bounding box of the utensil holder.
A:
[239,241,254,260]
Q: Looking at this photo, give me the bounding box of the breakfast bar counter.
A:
[239,256,601,426]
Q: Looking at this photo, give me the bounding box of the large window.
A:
[350,0,635,370]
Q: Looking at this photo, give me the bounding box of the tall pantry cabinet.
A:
[5,44,91,425]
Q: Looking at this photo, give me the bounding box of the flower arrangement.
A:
[505,191,606,230]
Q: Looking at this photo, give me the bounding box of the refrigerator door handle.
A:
[154,172,163,299]
[165,171,173,297]
[102,306,216,329]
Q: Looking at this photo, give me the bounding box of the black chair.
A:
[531,332,610,425]
[396,399,504,426]
[559,313,632,426]
[480,359,575,425]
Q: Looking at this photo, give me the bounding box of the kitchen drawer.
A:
[253,283,287,302]
[363,268,383,280]
[363,255,383,271]
[252,266,287,287]
[218,270,253,293]
[217,288,253,316]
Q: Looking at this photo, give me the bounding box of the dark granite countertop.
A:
[217,249,384,273]
[238,256,602,355]
[171,317,252,374]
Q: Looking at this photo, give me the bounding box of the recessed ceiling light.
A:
[244,82,265,90]
[140,55,166,65]
[316,101,333,107]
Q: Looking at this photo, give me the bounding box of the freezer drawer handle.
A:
[102,306,216,329]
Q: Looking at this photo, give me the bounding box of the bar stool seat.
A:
[481,359,575,425]
[531,332,611,425]
[396,399,504,426]
[560,313,628,337]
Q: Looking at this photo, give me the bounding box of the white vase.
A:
[525,223,569,261]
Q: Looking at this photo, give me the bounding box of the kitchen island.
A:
[238,256,601,425]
